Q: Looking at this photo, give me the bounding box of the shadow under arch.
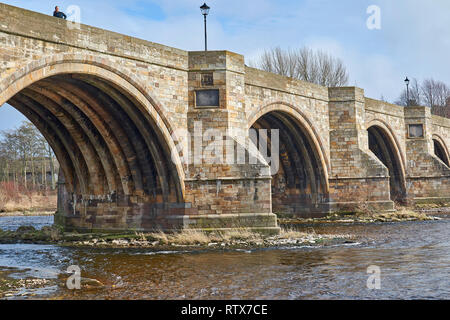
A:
[0,58,186,231]
[248,105,330,217]
[432,134,450,167]
[367,123,407,203]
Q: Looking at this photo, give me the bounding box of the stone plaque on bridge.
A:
[201,73,214,86]
[408,124,424,138]
[195,89,220,108]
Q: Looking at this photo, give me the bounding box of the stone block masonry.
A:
[0,3,448,233]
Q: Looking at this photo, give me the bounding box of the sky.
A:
[1,0,450,131]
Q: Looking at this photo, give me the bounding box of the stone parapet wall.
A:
[0,3,188,71]
[0,4,189,133]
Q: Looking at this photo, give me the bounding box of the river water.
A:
[0,215,449,300]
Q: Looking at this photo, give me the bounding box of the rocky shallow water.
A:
[1,211,450,299]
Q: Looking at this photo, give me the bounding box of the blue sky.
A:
[1,0,450,131]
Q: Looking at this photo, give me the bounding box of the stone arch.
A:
[432,134,450,167]
[366,120,407,203]
[0,55,186,231]
[248,103,330,217]
[366,119,407,169]
[248,102,330,175]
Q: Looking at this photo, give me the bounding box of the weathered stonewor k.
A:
[0,4,449,233]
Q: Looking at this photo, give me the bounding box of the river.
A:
[0,215,449,299]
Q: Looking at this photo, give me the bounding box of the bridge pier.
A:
[181,51,280,233]
[404,106,450,205]
[328,87,395,212]
[55,160,279,234]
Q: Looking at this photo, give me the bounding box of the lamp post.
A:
[200,3,210,51]
[405,77,410,107]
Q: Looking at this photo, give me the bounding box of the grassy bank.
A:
[0,185,57,215]
[1,206,447,249]
[0,211,55,217]
[414,203,450,214]
[0,225,354,250]
[279,207,444,225]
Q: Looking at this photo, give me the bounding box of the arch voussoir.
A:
[250,105,330,218]
[1,54,188,232]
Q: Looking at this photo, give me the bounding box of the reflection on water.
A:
[1,216,450,299]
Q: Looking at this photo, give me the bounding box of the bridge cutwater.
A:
[0,4,449,233]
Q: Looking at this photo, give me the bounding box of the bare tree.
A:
[433,99,450,118]
[395,78,422,106]
[38,134,56,189]
[395,77,450,118]
[0,121,59,190]
[251,46,349,87]
[258,47,299,79]
[421,78,450,108]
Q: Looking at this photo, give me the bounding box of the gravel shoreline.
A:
[1,207,448,250]
[0,211,55,217]
[0,225,355,251]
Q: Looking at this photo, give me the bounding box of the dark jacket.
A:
[53,11,67,19]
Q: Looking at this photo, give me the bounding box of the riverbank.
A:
[0,188,56,214]
[0,211,55,217]
[415,205,450,215]
[279,207,445,225]
[0,268,56,298]
[0,206,448,251]
[0,225,355,251]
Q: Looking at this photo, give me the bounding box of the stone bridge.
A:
[1,4,449,233]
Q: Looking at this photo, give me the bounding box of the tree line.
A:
[395,78,450,117]
[0,121,58,190]
[251,47,450,118]
[250,46,349,87]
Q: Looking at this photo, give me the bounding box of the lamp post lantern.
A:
[200,3,210,51]
[404,77,410,107]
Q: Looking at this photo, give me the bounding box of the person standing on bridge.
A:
[53,6,67,19]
